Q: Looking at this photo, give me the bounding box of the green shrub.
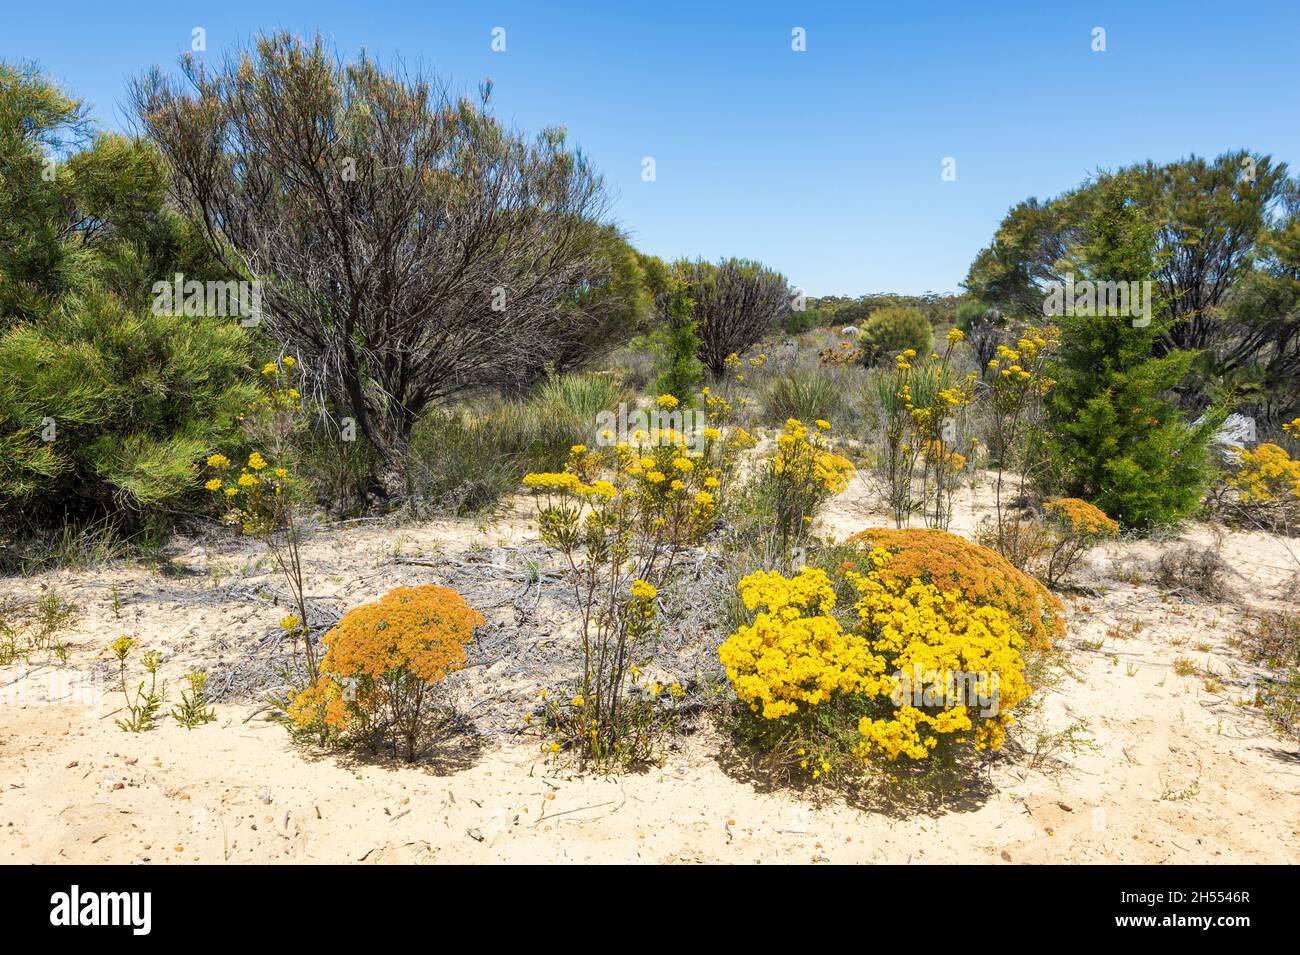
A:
[782,308,819,335]
[636,259,704,401]
[0,284,255,528]
[857,306,933,362]
[1,63,254,545]
[1043,177,1221,529]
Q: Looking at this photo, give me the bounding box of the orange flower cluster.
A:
[819,341,864,366]
[323,585,483,686]
[845,527,1065,650]
[289,585,484,758]
[1044,497,1120,537]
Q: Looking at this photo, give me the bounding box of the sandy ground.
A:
[2,476,1298,864]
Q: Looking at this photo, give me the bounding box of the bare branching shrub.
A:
[134,32,617,487]
[1152,543,1233,601]
[676,258,791,375]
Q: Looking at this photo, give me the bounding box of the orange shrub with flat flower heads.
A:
[290,585,483,760]
[1037,497,1120,585]
[845,527,1064,650]
[1044,498,1120,537]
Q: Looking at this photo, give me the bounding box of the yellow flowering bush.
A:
[523,405,720,768]
[767,417,855,550]
[848,554,1031,759]
[1228,443,1300,503]
[720,568,886,719]
[1223,441,1300,532]
[846,526,1064,649]
[870,329,977,529]
[719,547,1033,781]
[289,585,483,760]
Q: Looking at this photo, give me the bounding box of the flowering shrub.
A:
[289,585,483,760]
[984,328,1058,564]
[870,329,976,530]
[700,383,758,508]
[767,418,855,550]
[524,398,740,768]
[1223,442,1300,532]
[719,568,884,720]
[845,527,1064,650]
[1229,443,1300,502]
[1038,497,1120,585]
[849,552,1031,759]
[719,548,1032,779]
[204,356,318,688]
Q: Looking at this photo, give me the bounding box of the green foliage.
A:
[0,285,256,522]
[172,670,217,729]
[1214,202,1300,425]
[966,150,1296,409]
[111,636,165,733]
[857,305,933,361]
[0,62,254,538]
[636,257,703,400]
[407,372,625,515]
[759,367,849,426]
[1044,179,1222,529]
[293,423,382,517]
[782,307,819,335]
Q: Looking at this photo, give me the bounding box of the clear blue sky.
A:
[4,1,1298,296]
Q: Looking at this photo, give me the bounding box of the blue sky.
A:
[4,1,1298,295]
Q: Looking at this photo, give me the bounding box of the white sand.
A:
[2,477,1297,864]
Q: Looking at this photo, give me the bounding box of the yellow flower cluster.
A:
[524,413,724,550]
[772,418,855,495]
[765,417,855,546]
[253,356,302,411]
[1229,443,1300,503]
[847,562,1030,758]
[987,327,1057,403]
[720,568,887,719]
[204,449,295,535]
[719,549,1033,762]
